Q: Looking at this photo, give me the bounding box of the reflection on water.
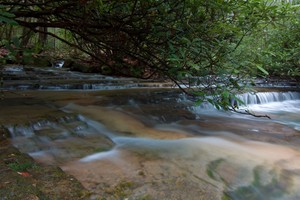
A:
[6,91,300,199]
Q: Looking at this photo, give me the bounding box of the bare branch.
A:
[229,107,271,119]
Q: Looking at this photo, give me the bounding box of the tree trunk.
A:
[38,18,48,49]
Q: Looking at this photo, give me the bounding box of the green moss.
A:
[225,166,289,200]
[92,147,110,153]
[206,158,225,181]
[137,194,152,200]
[222,193,231,200]
[105,180,135,199]
[8,161,36,172]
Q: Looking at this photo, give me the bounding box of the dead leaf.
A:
[17,171,31,177]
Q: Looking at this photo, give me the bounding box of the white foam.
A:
[80,148,119,162]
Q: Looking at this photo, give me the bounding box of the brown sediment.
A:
[64,104,192,139]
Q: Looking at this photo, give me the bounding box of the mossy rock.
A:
[0,142,90,199]
[33,57,52,67]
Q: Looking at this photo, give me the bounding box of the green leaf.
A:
[256,65,269,75]
[195,99,203,106]
[0,16,18,25]
[0,11,15,18]
[222,91,229,99]
[12,37,20,47]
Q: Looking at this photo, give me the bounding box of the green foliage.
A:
[0,0,299,111]
[232,1,300,77]
[0,6,18,64]
[138,0,291,109]
[1,37,34,64]
[0,5,18,25]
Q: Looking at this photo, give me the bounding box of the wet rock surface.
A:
[1,89,300,199]
[1,65,174,90]
[1,66,300,199]
[255,76,300,88]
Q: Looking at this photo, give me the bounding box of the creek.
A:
[2,66,300,199]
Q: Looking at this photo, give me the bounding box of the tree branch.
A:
[229,107,271,119]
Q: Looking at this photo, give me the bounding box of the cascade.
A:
[3,87,300,199]
[2,65,300,199]
[236,91,300,106]
[189,91,300,120]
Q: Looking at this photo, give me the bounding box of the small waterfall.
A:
[189,91,300,118]
[7,114,115,164]
[236,92,300,106]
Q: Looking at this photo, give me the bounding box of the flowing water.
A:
[2,66,300,199]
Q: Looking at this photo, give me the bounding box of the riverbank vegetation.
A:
[0,0,299,110]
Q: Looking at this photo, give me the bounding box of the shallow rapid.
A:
[2,66,300,199]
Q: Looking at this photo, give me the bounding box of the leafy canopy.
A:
[0,0,298,112]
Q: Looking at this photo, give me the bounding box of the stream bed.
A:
[1,66,300,199]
